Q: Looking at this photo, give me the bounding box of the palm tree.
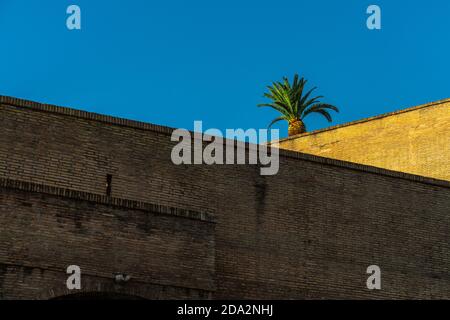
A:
[258,74,339,136]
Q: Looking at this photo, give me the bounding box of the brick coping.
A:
[1,95,449,189]
[273,98,450,143]
[0,177,215,223]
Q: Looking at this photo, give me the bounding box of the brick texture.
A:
[0,179,215,300]
[1,96,450,299]
[276,99,450,181]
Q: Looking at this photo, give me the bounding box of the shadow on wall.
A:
[51,292,145,300]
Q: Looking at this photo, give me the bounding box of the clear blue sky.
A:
[1,0,449,139]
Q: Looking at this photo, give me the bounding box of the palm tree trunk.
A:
[288,119,306,136]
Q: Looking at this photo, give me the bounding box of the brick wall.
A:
[276,99,450,181]
[0,179,215,300]
[1,96,450,299]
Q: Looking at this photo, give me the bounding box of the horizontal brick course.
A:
[1,96,450,299]
[0,185,216,299]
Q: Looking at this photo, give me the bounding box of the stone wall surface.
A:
[276,100,450,181]
[0,96,449,299]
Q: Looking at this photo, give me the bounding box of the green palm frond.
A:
[308,109,333,122]
[257,103,291,118]
[268,116,289,128]
[302,103,340,119]
[259,73,339,131]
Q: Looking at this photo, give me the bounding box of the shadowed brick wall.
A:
[1,96,450,299]
[0,179,215,300]
[275,99,450,181]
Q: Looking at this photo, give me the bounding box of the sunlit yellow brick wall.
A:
[277,100,450,181]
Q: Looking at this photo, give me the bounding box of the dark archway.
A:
[52,292,145,300]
